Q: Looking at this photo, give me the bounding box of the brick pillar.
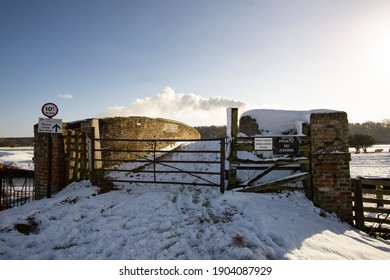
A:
[34,125,66,199]
[310,112,353,224]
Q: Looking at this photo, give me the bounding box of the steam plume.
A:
[99,87,249,126]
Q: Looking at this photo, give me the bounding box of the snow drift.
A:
[0,141,389,260]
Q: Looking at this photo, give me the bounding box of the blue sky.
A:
[1,0,389,137]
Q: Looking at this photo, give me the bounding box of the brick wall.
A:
[34,125,66,199]
[310,112,353,224]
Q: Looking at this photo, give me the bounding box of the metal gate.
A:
[90,138,226,193]
[0,168,34,210]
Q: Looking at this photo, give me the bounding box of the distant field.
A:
[1,145,389,178]
[0,147,34,171]
[350,145,390,178]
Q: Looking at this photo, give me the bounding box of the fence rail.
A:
[352,178,390,238]
[0,168,34,210]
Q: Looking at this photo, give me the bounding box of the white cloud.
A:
[98,87,250,126]
[58,94,73,100]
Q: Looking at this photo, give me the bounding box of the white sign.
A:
[163,123,178,133]
[38,118,63,133]
[254,138,273,151]
[41,103,59,118]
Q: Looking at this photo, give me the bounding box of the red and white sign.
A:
[41,102,59,118]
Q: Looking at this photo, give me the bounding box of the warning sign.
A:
[273,137,300,155]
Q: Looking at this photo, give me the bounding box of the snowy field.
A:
[1,144,390,178]
[0,147,34,171]
[0,142,390,260]
[350,145,390,178]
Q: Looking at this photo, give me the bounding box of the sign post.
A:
[47,133,52,198]
[39,103,62,198]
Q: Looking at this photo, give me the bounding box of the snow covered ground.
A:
[350,145,390,178]
[0,147,34,170]
[0,143,389,260]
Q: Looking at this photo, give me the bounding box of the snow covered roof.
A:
[240,109,337,136]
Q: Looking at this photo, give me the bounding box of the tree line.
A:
[0,137,34,147]
[348,120,390,153]
[195,126,227,139]
[349,120,390,143]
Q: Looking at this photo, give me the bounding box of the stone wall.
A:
[310,112,353,224]
[99,117,200,140]
[98,117,200,166]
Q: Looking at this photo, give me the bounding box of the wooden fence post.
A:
[74,132,80,181]
[89,128,96,186]
[227,108,238,190]
[353,179,365,231]
[65,130,71,184]
[153,140,157,182]
[220,138,225,193]
[376,184,384,207]
[81,133,87,179]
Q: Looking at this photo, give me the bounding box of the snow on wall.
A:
[240,109,337,136]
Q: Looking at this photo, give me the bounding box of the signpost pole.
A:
[47,133,52,198]
[40,102,60,199]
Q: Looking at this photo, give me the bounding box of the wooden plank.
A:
[73,132,80,181]
[361,179,390,187]
[364,217,390,225]
[362,189,390,196]
[352,180,365,231]
[81,133,88,179]
[242,164,277,186]
[362,207,390,214]
[376,184,384,207]
[237,165,301,171]
[238,172,310,193]
[366,227,390,234]
[362,197,390,205]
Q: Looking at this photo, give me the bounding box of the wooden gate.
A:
[227,135,312,194]
[225,108,312,194]
[352,178,390,239]
[63,128,91,184]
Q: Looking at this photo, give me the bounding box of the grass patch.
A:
[232,233,256,249]
[14,217,39,235]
